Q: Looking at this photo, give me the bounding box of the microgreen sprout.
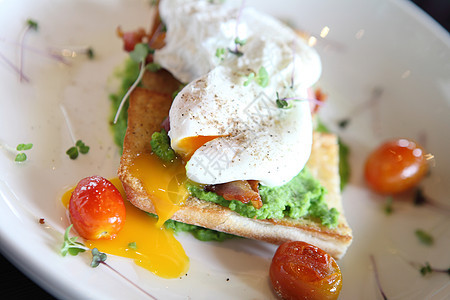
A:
[86,47,95,59]
[384,196,393,215]
[275,92,290,108]
[66,140,90,160]
[234,37,247,46]
[243,66,269,87]
[229,0,247,56]
[61,225,156,298]
[215,47,226,61]
[274,92,325,109]
[113,43,154,124]
[128,242,138,250]
[415,229,434,246]
[15,143,33,162]
[407,260,450,277]
[18,19,39,82]
[61,225,89,256]
[90,248,108,268]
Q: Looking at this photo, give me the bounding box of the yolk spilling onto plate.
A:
[130,152,188,227]
[62,173,190,279]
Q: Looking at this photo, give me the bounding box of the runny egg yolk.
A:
[62,175,190,279]
[175,135,222,160]
[130,152,188,227]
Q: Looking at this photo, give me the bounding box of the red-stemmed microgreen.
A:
[225,0,246,57]
[289,40,296,89]
[18,19,39,82]
[407,260,450,277]
[0,37,69,65]
[370,255,389,300]
[0,51,31,82]
[275,92,325,109]
[113,43,154,124]
[15,143,33,162]
[61,225,157,299]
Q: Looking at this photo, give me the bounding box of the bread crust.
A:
[118,69,352,259]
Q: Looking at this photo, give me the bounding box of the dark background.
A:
[1,1,449,299]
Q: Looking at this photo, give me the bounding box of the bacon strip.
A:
[206,180,263,209]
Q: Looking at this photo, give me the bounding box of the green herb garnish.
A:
[384,196,394,215]
[26,19,38,31]
[215,47,226,61]
[127,242,138,250]
[15,143,33,162]
[415,229,434,246]
[61,225,88,256]
[15,153,27,162]
[150,129,176,162]
[275,92,289,108]
[86,47,95,59]
[243,67,269,88]
[66,140,90,160]
[234,37,246,46]
[90,248,108,268]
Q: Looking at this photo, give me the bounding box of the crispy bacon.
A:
[116,7,165,53]
[309,87,327,114]
[206,180,263,209]
[116,27,147,52]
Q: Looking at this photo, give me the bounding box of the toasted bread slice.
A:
[118,70,352,259]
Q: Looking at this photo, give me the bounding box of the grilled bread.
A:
[118,69,352,259]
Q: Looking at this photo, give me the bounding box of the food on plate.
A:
[69,176,126,240]
[270,241,342,300]
[117,0,352,259]
[63,178,189,278]
[364,138,428,194]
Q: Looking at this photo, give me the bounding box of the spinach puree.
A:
[187,168,339,228]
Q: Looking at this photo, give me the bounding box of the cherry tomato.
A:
[69,176,126,240]
[270,241,342,300]
[364,138,428,195]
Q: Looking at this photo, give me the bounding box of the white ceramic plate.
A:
[0,0,449,299]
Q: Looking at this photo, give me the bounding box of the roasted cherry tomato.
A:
[69,176,126,240]
[270,241,342,300]
[364,138,428,195]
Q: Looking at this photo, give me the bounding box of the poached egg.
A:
[155,0,322,187]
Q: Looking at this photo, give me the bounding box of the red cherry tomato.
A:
[270,241,342,300]
[69,176,126,240]
[364,138,428,195]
